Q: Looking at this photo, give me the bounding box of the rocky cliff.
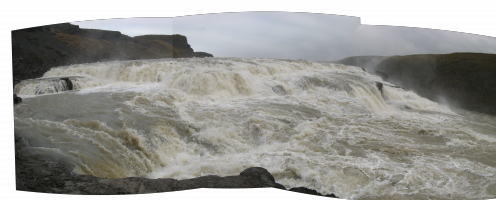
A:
[333,53,496,116]
[12,23,213,84]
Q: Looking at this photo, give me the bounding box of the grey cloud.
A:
[173,12,360,60]
[70,12,496,61]
[73,18,173,37]
[329,25,496,60]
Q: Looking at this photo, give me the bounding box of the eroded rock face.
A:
[12,23,214,81]
[14,94,22,105]
[240,167,276,183]
[60,77,73,90]
[377,53,496,116]
[376,82,383,93]
[334,53,496,116]
[376,82,387,100]
[194,52,214,58]
[375,71,389,81]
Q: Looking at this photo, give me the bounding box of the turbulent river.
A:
[13,57,496,199]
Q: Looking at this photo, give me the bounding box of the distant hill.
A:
[11,23,213,82]
[332,56,388,70]
[332,53,496,116]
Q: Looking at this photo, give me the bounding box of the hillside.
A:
[12,23,213,82]
[332,56,388,70]
[334,53,496,116]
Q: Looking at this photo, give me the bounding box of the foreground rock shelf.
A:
[15,134,338,197]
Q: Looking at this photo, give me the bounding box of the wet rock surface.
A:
[375,71,389,81]
[289,187,339,198]
[375,81,389,101]
[15,134,337,197]
[14,94,22,105]
[60,77,73,90]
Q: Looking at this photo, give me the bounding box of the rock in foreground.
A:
[14,94,22,105]
[15,134,338,197]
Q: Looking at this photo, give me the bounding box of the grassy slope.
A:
[434,53,496,114]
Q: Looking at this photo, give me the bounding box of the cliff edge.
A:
[12,23,213,83]
[333,53,496,116]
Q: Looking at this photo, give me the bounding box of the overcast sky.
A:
[70,11,496,61]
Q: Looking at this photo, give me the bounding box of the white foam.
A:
[13,57,496,200]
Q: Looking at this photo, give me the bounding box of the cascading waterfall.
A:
[14,76,102,95]
[14,57,496,199]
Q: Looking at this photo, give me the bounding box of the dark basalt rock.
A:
[289,187,339,198]
[12,23,213,82]
[240,167,276,183]
[376,82,387,100]
[376,82,383,93]
[375,71,389,81]
[377,53,496,116]
[14,94,22,105]
[194,51,214,58]
[133,34,196,58]
[60,77,73,90]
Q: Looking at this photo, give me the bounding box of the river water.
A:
[13,57,496,199]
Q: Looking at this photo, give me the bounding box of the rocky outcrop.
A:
[289,187,339,198]
[376,82,385,99]
[376,54,437,97]
[14,94,22,104]
[194,52,214,58]
[377,53,496,116]
[12,23,213,82]
[15,134,338,197]
[333,53,496,116]
[375,71,389,81]
[167,167,286,191]
[14,76,83,95]
[60,77,73,90]
[133,34,195,58]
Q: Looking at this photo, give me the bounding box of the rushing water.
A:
[13,57,496,199]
